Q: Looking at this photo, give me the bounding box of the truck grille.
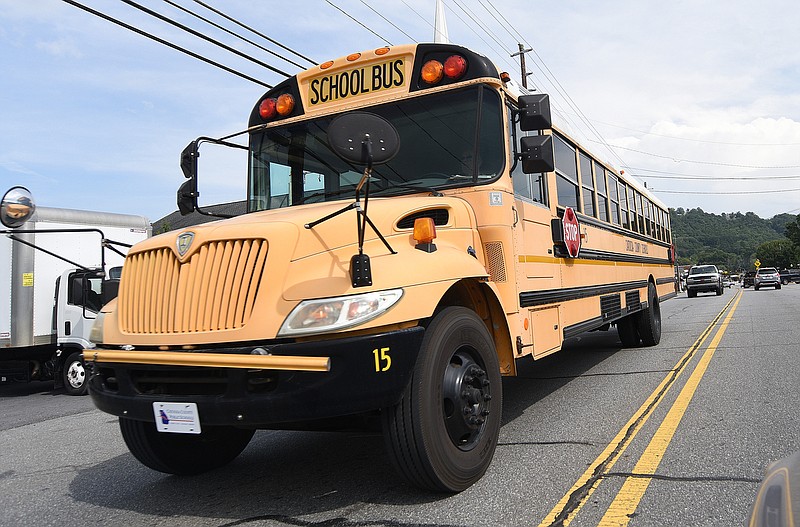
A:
[118,239,268,334]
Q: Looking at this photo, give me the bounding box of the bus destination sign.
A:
[308,59,405,107]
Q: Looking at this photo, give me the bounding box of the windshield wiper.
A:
[371,184,443,197]
[298,187,357,204]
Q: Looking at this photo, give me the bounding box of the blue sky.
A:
[2,0,800,223]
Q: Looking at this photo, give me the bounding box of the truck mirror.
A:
[327,112,400,166]
[0,186,36,228]
[520,135,555,173]
[518,94,552,131]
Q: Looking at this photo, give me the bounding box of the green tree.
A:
[785,214,800,246]
[755,239,800,269]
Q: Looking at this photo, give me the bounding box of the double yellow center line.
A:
[538,289,743,527]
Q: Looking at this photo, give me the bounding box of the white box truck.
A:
[1,187,150,394]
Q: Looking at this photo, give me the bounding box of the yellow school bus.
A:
[85,43,677,492]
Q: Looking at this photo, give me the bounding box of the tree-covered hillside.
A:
[670,208,800,271]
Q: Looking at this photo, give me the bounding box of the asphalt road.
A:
[1,284,798,526]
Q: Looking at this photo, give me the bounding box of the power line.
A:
[604,142,800,168]
[60,0,272,88]
[119,0,292,78]
[653,188,800,195]
[162,0,307,70]
[627,170,800,181]
[572,113,800,146]
[191,0,317,66]
[325,0,393,45]
[359,0,417,43]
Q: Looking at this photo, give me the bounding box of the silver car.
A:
[754,267,781,290]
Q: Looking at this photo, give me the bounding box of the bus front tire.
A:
[617,316,640,347]
[637,283,662,346]
[382,307,502,492]
[119,417,255,475]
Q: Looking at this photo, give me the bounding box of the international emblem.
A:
[176,231,195,257]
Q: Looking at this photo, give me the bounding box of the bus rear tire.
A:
[381,307,502,492]
[637,283,662,346]
[617,316,640,347]
[119,417,254,475]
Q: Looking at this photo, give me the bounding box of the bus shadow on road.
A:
[69,427,466,519]
[501,329,627,426]
[67,331,630,519]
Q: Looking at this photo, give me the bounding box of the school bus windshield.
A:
[248,85,504,211]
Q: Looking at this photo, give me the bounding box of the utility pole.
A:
[510,43,532,89]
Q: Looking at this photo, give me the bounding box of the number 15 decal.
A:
[372,347,391,372]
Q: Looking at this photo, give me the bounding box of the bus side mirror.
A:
[177,179,197,216]
[0,186,36,228]
[518,94,552,131]
[177,141,199,216]
[520,135,555,173]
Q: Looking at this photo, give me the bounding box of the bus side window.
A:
[579,152,595,217]
[509,105,548,205]
[554,135,579,210]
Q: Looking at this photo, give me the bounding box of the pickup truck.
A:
[780,269,800,285]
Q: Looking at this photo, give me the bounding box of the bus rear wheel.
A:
[637,283,662,346]
[382,307,502,492]
[119,417,255,475]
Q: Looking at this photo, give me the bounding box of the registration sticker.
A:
[153,402,201,434]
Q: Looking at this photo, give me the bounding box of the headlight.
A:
[89,311,106,344]
[278,289,403,337]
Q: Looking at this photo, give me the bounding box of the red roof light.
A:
[259,98,277,120]
[443,55,467,79]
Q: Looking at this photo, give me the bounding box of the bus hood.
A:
[125,195,487,307]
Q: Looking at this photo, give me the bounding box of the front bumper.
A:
[755,279,779,287]
[86,326,424,427]
[686,281,719,293]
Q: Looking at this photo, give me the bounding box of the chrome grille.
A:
[119,239,268,334]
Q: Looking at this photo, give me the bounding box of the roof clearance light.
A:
[443,55,467,79]
[347,53,361,61]
[375,47,390,55]
[421,59,444,84]
[320,60,334,70]
[276,93,295,116]
[259,97,277,119]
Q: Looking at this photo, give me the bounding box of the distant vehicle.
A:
[0,187,150,394]
[779,269,800,285]
[754,267,781,290]
[685,264,723,297]
[743,271,756,288]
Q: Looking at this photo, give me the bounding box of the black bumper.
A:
[88,326,424,427]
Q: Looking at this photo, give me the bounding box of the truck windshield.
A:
[247,85,504,211]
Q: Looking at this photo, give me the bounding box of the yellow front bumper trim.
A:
[83,350,330,372]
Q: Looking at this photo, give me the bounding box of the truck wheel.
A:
[687,289,697,298]
[716,285,723,295]
[119,417,255,475]
[62,351,88,396]
[636,283,662,346]
[382,307,502,492]
[617,315,640,347]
